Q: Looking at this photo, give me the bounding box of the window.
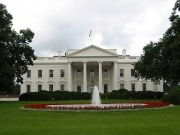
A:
[27,70,31,78]
[104,84,108,93]
[38,70,42,78]
[131,69,135,76]
[77,84,81,93]
[60,84,65,91]
[131,83,135,91]
[103,69,108,77]
[77,70,82,78]
[120,84,124,89]
[142,83,146,91]
[90,70,94,78]
[60,69,65,77]
[153,83,158,91]
[120,69,124,77]
[49,84,53,91]
[49,70,53,77]
[38,84,42,91]
[27,85,31,93]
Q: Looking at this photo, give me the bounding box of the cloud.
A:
[1,0,177,56]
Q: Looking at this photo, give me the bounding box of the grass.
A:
[0,100,180,135]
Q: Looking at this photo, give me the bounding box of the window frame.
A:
[142,83,147,91]
[120,84,124,89]
[49,84,53,91]
[120,69,124,77]
[26,85,31,93]
[131,69,135,77]
[49,70,53,78]
[60,69,65,77]
[131,83,135,91]
[60,84,65,91]
[38,70,42,78]
[27,70,31,78]
[77,84,81,93]
[103,69,108,78]
[38,84,42,91]
[77,70,82,78]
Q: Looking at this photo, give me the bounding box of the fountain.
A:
[91,85,101,106]
[29,85,153,111]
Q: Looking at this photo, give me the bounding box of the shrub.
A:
[103,90,163,100]
[19,89,163,101]
[19,91,91,101]
[161,87,180,105]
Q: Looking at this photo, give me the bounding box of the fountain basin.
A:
[22,102,171,111]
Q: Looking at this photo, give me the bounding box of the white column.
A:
[113,61,118,90]
[67,62,72,91]
[98,61,103,93]
[83,62,87,92]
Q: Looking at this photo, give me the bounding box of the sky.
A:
[1,0,177,56]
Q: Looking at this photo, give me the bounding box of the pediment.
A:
[36,81,44,83]
[67,45,118,58]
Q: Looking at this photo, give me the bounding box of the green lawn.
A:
[0,100,180,135]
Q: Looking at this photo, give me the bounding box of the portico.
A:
[67,60,118,93]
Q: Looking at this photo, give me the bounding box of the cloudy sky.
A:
[1,0,177,56]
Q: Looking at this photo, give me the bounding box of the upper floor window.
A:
[60,69,65,77]
[38,70,42,78]
[49,70,53,77]
[120,69,124,77]
[103,69,108,77]
[142,83,146,91]
[77,70,82,78]
[90,69,94,78]
[131,69,135,76]
[27,70,31,78]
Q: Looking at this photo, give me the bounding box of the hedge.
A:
[101,89,163,100]
[19,89,163,101]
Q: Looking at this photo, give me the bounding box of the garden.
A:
[0,100,180,135]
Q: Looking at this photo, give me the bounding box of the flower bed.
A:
[22,102,171,111]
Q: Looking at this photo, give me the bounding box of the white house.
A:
[20,45,163,94]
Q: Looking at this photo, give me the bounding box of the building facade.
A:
[20,45,163,94]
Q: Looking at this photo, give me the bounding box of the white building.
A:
[20,45,163,94]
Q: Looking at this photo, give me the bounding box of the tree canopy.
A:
[0,3,36,92]
[134,0,180,86]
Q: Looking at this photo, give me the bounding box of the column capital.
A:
[98,61,103,63]
[82,61,87,63]
[113,61,118,64]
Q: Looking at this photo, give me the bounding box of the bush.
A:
[103,90,163,100]
[19,91,91,101]
[161,87,180,105]
[19,89,163,101]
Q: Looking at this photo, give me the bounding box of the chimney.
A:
[57,49,62,56]
[122,49,126,56]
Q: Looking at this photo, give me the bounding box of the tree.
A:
[0,3,36,93]
[134,0,180,87]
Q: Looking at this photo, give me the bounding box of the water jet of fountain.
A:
[92,85,101,106]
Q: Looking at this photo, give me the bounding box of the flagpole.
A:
[91,33,92,45]
[89,30,92,45]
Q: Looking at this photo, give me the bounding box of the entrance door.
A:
[104,84,108,93]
